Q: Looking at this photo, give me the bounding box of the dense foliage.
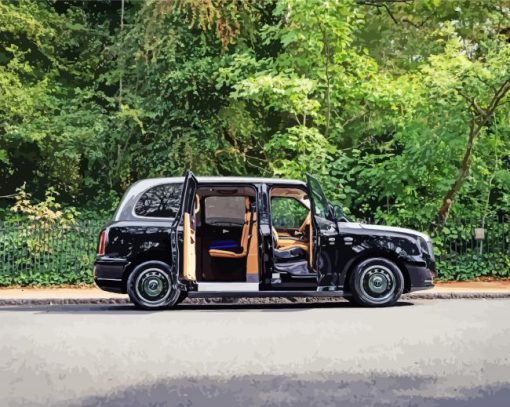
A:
[1,0,510,283]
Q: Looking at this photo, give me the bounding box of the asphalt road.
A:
[1,299,510,407]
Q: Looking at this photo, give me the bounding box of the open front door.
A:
[305,173,338,289]
[171,170,198,282]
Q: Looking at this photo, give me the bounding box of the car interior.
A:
[194,186,258,282]
[186,185,315,285]
[269,187,315,279]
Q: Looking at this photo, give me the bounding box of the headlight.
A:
[418,236,434,260]
[427,239,435,261]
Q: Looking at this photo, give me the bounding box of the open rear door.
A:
[305,173,338,289]
[171,170,198,282]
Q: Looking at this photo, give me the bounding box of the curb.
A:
[1,292,510,306]
[403,292,510,300]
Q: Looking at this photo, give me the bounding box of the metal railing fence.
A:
[0,217,509,284]
[358,215,510,280]
[0,220,105,285]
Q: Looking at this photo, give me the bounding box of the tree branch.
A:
[456,89,485,117]
[435,77,510,227]
[0,194,17,199]
[357,0,430,28]
[356,0,413,4]
[381,3,399,25]
[485,78,510,117]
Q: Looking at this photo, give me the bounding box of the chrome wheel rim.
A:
[135,268,171,305]
[360,265,395,302]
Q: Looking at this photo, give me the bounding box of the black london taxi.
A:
[94,171,435,309]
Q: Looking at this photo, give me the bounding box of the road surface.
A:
[1,299,509,406]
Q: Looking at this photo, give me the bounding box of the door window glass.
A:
[307,176,330,219]
[306,174,337,232]
[134,183,183,218]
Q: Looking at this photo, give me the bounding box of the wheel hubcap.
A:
[145,277,164,297]
[135,268,171,304]
[360,265,395,301]
[368,274,388,294]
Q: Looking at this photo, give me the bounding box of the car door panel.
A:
[305,173,340,289]
[171,170,198,283]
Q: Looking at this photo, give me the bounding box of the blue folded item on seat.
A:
[209,240,240,250]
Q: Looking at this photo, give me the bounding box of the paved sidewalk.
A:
[0,281,509,305]
[0,287,128,306]
[407,280,510,300]
[434,280,510,292]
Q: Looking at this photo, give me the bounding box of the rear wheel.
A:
[127,261,181,310]
[349,257,404,307]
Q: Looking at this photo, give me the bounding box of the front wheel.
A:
[349,257,404,307]
[127,261,181,310]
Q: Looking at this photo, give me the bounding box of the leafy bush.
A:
[0,186,105,286]
[437,252,510,281]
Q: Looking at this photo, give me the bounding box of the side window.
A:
[205,196,246,226]
[134,183,183,218]
[271,197,308,229]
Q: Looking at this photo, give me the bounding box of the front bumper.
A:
[94,257,130,293]
[407,264,435,292]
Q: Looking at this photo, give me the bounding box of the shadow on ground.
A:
[63,372,510,407]
[0,300,415,314]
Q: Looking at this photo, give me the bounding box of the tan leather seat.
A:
[271,226,309,252]
[209,197,252,259]
[272,211,310,252]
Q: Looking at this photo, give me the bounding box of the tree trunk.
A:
[436,120,477,225]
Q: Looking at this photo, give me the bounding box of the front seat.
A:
[272,226,307,262]
[274,213,311,253]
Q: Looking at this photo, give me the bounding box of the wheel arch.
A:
[342,250,411,294]
[121,250,174,293]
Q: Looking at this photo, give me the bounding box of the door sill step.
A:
[197,282,259,292]
[287,273,317,278]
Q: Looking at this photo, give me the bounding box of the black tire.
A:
[349,257,404,307]
[127,261,181,310]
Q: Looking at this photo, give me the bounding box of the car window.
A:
[134,183,183,218]
[205,196,246,226]
[271,197,308,229]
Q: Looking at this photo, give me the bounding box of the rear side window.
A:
[134,183,183,218]
[205,196,246,226]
